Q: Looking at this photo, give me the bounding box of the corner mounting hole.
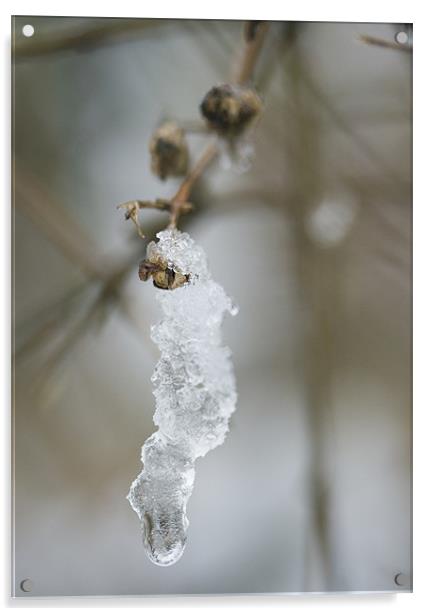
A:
[395,31,408,45]
[20,578,34,592]
[22,24,34,38]
[394,572,406,587]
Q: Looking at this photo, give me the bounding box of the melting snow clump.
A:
[127,229,237,566]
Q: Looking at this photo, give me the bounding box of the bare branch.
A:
[14,19,165,60]
[14,164,107,280]
[169,142,218,228]
[358,34,412,53]
[234,22,270,85]
[121,20,271,236]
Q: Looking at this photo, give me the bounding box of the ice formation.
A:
[219,136,255,174]
[127,229,237,566]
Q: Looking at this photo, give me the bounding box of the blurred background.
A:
[12,17,412,596]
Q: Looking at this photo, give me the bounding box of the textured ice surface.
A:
[127,229,237,566]
[219,136,255,174]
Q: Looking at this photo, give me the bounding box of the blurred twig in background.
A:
[14,165,107,280]
[358,33,412,53]
[234,21,270,84]
[13,18,166,59]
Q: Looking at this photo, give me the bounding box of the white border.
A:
[2,1,430,614]
[0,0,418,22]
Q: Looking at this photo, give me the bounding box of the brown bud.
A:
[138,258,163,282]
[200,84,263,137]
[138,255,189,290]
[149,122,189,180]
[152,268,189,290]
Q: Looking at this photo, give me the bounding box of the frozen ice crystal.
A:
[219,136,255,174]
[127,229,237,566]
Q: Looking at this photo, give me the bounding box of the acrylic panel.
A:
[12,16,412,597]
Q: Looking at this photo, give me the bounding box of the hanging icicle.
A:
[127,229,237,566]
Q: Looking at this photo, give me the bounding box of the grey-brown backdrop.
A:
[12,17,412,596]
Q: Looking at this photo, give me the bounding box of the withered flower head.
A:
[149,121,189,181]
[200,84,263,137]
[139,255,189,290]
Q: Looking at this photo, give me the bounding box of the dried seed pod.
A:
[149,122,189,180]
[200,84,262,137]
[138,258,164,282]
[153,268,189,290]
[139,255,189,290]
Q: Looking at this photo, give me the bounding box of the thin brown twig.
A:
[234,21,270,85]
[121,20,271,236]
[13,19,165,60]
[15,164,107,280]
[118,198,194,238]
[29,251,142,380]
[169,142,219,228]
[163,21,270,229]
[14,283,89,361]
[358,34,412,52]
